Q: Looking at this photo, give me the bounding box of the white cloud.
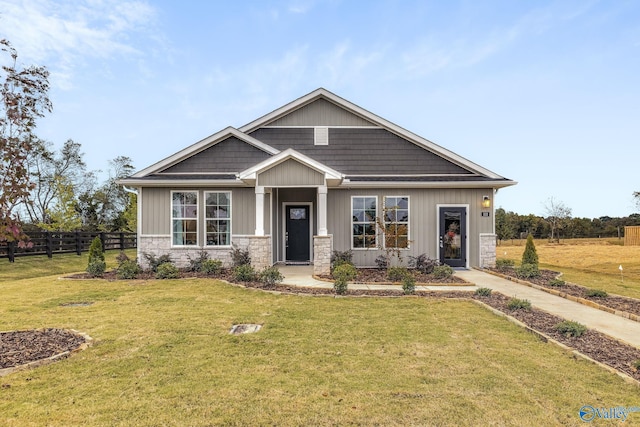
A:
[0,0,161,88]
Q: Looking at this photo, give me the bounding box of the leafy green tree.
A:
[495,208,517,244]
[0,39,52,244]
[38,176,82,232]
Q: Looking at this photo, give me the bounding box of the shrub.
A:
[521,234,539,267]
[156,263,179,279]
[374,255,388,270]
[188,250,210,272]
[495,258,515,271]
[633,360,640,371]
[117,259,141,279]
[555,320,587,337]
[143,253,173,272]
[408,254,439,274]
[115,251,129,265]
[331,250,354,270]
[586,289,608,298]
[260,266,284,286]
[231,246,251,267]
[402,274,416,295]
[387,266,409,282]
[88,236,105,264]
[87,260,106,278]
[507,297,531,311]
[200,259,222,276]
[233,264,257,282]
[548,278,565,287]
[515,263,539,279]
[333,263,357,295]
[432,264,454,279]
[475,287,493,297]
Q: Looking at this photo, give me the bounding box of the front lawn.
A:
[0,256,638,425]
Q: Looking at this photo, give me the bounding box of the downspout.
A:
[123,186,138,195]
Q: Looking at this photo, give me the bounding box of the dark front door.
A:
[439,207,466,267]
[286,205,310,262]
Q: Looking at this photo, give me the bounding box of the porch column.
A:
[255,186,265,236]
[317,185,328,236]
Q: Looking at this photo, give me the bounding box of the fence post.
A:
[8,241,15,263]
[46,232,53,258]
[75,231,82,256]
[100,232,106,251]
[119,232,125,250]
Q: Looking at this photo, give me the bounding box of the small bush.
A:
[331,250,354,270]
[156,263,179,279]
[409,254,439,274]
[88,236,105,264]
[115,251,129,265]
[117,259,141,279]
[507,297,531,311]
[495,258,515,271]
[521,234,539,267]
[200,259,222,276]
[402,274,416,295]
[387,266,409,282]
[87,260,106,278]
[432,264,454,279]
[586,289,608,298]
[260,266,284,286]
[231,246,251,267]
[143,253,173,272]
[475,287,493,297]
[333,263,357,295]
[188,250,210,272]
[233,264,257,282]
[374,255,388,270]
[515,263,539,279]
[633,360,640,371]
[548,278,565,287]
[555,320,587,338]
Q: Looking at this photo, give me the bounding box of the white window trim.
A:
[204,191,232,247]
[383,195,410,250]
[170,190,199,247]
[351,195,378,250]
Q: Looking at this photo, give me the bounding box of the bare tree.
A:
[543,197,572,242]
[0,39,52,243]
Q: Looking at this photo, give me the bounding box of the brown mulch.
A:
[5,269,640,383]
[0,329,87,370]
[488,268,640,318]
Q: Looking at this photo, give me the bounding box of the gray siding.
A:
[267,98,376,127]
[160,137,272,174]
[258,159,325,187]
[141,187,170,235]
[250,128,472,175]
[327,188,494,267]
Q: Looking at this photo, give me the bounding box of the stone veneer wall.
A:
[313,235,333,276]
[245,236,272,271]
[479,233,497,268]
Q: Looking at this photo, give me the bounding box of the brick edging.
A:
[479,268,640,323]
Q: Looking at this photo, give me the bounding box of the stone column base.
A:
[313,235,333,276]
[479,233,497,268]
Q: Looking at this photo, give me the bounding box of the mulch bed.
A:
[488,267,640,318]
[4,269,640,383]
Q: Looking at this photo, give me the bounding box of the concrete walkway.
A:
[278,265,640,349]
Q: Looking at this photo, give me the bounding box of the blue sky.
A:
[1,0,639,218]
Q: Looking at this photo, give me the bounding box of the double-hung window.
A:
[352,196,377,249]
[384,196,409,249]
[172,191,198,246]
[205,192,231,246]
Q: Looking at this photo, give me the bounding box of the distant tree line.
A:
[495,208,640,243]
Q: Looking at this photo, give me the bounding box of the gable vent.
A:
[314,126,329,146]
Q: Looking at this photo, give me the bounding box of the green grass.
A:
[1,253,639,425]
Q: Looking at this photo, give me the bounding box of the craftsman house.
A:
[119,88,516,275]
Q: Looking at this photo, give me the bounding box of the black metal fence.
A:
[0,232,137,262]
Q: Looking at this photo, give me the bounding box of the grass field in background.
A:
[497,238,640,299]
[1,250,639,425]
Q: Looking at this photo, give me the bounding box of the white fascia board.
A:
[238,148,343,182]
[239,88,507,180]
[131,127,279,178]
[339,180,518,189]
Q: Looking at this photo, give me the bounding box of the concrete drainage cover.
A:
[229,324,262,335]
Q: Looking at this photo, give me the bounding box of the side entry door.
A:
[439,207,466,268]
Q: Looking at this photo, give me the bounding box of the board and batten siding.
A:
[258,159,325,187]
[140,187,260,239]
[266,98,376,127]
[326,188,495,268]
